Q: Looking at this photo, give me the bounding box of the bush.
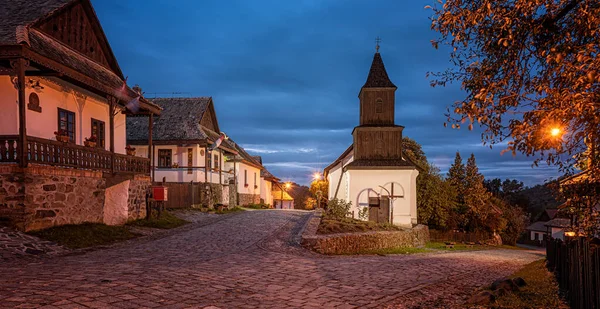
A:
[245,203,271,209]
[326,199,352,220]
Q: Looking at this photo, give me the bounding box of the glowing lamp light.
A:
[550,127,561,137]
[313,173,321,181]
[285,182,291,189]
[564,231,576,237]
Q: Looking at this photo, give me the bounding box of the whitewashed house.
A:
[127,97,237,185]
[253,156,279,206]
[324,48,419,227]
[0,0,160,231]
[224,141,263,206]
[272,187,294,209]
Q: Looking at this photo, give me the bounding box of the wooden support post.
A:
[204,146,208,183]
[12,59,28,168]
[148,113,153,180]
[219,149,222,184]
[108,96,116,173]
[152,144,156,182]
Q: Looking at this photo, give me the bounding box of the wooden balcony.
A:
[0,135,150,174]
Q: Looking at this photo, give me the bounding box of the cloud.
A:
[93,0,561,185]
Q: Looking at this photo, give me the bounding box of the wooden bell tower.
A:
[352,42,404,162]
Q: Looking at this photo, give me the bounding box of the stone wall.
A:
[0,165,26,229]
[128,176,150,221]
[301,210,430,255]
[0,164,151,231]
[238,193,260,206]
[0,164,105,231]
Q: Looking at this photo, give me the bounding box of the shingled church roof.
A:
[362,52,396,89]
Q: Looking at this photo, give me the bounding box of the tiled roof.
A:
[0,0,71,45]
[228,139,263,169]
[0,0,160,113]
[545,218,571,228]
[362,52,396,89]
[345,159,415,169]
[323,144,353,174]
[127,97,211,142]
[526,221,548,232]
[272,189,294,201]
[261,168,279,181]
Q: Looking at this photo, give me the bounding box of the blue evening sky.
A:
[93,0,559,186]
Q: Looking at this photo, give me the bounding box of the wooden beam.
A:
[108,96,116,173]
[25,70,63,77]
[219,149,223,184]
[11,58,28,168]
[148,114,153,181]
[204,146,208,183]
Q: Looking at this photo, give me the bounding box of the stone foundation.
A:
[238,193,260,206]
[0,164,151,231]
[128,176,150,221]
[301,210,430,255]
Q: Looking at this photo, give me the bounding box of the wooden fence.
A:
[157,182,202,209]
[546,237,600,309]
[429,229,493,243]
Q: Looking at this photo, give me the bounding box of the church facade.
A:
[324,49,419,227]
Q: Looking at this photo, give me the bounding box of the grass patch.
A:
[317,215,404,234]
[493,259,567,308]
[352,246,430,255]
[128,211,188,229]
[215,206,245,214]
[29,223,139,249]
[426,241,487,251]
[244,203,271,210]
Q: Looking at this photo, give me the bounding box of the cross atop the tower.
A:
[375,36,382,52]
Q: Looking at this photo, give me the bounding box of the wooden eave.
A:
[31,0,125,78]
[0,44,160,115]
[228,158,263,170]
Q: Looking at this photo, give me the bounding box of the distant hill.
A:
[518,182,564,221]
[288,183,311,210]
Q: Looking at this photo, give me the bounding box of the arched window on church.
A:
[375,98,383,113]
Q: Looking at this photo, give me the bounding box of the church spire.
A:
[362,44,396,89]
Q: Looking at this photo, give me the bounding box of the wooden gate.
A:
[154,182,201,209]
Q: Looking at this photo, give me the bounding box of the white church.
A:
[324,47,419,228]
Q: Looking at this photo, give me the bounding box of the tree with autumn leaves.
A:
[429,0,600,235]
[446,152,527,244]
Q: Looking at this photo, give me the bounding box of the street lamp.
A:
[550,127,561,137]
[313,172,321,181]
[280,182,291,209]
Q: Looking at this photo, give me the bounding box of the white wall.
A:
[0,76,127,154]
[134,145,226,184]
[530,231,544,241]
[551,227,565,240]
[346,169,419,227]
[0,77,18,135]
[260,178,273,205]
[274,200,294,209]
[327,153,354,202]
[224,161,261,196]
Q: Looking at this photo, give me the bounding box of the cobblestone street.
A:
[0,210,544,308]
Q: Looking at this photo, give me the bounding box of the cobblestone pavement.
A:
[0,210,544,309]
[0,227,67,262]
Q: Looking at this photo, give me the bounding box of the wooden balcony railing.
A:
[0,135,150,174]
[0,135,18,162]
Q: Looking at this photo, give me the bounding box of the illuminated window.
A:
[58,108,75,142]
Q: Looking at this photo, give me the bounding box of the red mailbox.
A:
[152,186,168,201]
